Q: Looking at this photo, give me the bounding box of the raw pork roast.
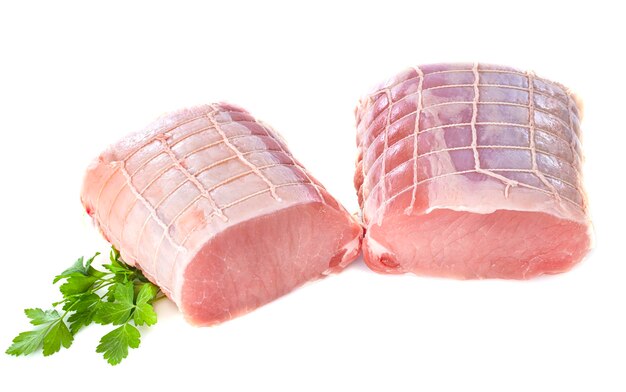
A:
[355,63,591,279]
[82,103,362,325]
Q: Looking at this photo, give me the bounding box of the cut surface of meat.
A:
[355,63,591,279]
[81,103,362,325]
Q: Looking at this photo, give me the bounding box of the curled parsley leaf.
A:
[6,247,163,365]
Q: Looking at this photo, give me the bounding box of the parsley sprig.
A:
[6,247,163,365]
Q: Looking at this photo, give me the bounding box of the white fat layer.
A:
[322,234,362,275]
[364,234,391,260]
[424,201,589,225]
[364,169,589,227]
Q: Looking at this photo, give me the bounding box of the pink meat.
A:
[81,103,362,325]
[355,63,592,279]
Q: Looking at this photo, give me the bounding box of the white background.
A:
[0,1,624,390]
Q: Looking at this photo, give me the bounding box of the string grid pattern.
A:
[92,104,327,289]
[355,63,585,223]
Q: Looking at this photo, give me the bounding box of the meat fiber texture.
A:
[355,63,592,279]
[82,103,362,325]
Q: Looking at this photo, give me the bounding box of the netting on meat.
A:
[93,105,327,286]
[357,63,585,219]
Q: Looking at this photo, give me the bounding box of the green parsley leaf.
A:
[42,320,73,356]
[134,283,158,326]
[6,330,46,356]
[104,283,117,302]
[6,309,73,356]
[113,281,135,304]
[59,275,97,297]
[24,308,59,326]
[96,323,140,366]
[104,249,133,279]
[66,294,101,334]
[136,282,158,305]
[110,247,121,263]
[53,252,103,283]
[94,302,133,325]
[93,282,134,325]
[53,256,87,283]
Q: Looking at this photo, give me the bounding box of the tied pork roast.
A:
[355,63,592,279]
[82,103,362,325]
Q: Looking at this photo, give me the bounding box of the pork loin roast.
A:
[82,103,362,325]
[355,63,591,279]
